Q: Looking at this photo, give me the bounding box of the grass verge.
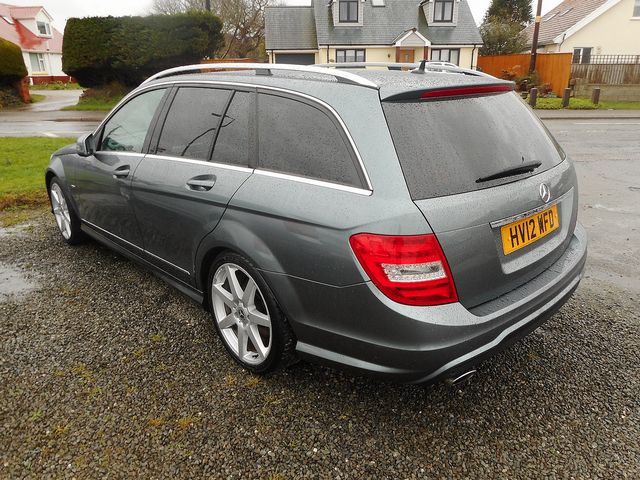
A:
[30,94,46,103]
[0,137,75,225]
[30,82,82,91]
[62,82,129,111]
[534,98,640,110]
[63,97,123,111]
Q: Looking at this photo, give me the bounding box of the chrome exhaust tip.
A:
[444,369,477,387]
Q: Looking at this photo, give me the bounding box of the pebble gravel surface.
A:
[1,214,638,478]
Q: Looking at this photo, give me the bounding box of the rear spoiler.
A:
[383,83,515,102]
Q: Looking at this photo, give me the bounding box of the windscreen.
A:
[382,92,565,199]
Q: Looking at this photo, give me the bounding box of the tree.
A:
[151,0,272,59]
[63,13,224,87]
[486,0,532,27]
[479,17,528,56]
[0,38,28,83]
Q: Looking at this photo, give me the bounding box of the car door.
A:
[73,87,169,250]
[131,85,255,283]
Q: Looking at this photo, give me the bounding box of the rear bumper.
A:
[262,223,588,384]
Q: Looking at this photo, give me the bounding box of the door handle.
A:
[186,176,216,192]
[113,165,131,179]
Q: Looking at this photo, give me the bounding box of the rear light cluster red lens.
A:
[419,84,513,99]
[349,233,458,306]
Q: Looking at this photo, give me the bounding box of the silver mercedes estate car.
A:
[46,63,587,384]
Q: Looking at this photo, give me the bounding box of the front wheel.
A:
[49,179,83,244]
[208,253,295,374]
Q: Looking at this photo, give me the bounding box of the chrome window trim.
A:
[254,169,372,196]
[490,188,573,228]
[93,79,374,193]
[93,151,144,158]
[145,153,254,173]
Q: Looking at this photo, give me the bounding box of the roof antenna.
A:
[412,60,426,74]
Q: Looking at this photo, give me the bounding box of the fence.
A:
[477,53,572,96]
[571,61,640,85]
[578,55,640,64]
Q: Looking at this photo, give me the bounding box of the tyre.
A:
[49,178,83,245]
[208,252,295,374]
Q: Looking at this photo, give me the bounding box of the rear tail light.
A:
[349,233,458,306]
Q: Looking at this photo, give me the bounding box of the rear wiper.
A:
[476,161,542,183]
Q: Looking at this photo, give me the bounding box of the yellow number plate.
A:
[501,205,560,255]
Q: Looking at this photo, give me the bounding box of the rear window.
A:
[382,92,565,199]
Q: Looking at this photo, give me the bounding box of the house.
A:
[523,0,640,63]
[265,0,483,69]
[0,3,68,83]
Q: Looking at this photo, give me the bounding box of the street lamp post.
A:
[529,0,543,74]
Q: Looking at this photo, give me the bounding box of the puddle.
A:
[0,263,37,301]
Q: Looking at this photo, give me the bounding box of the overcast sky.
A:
[10,0,565,31]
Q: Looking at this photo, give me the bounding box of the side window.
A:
[157,87,231,161]
[212,91,253,166]
[100,89,166,153]
[257,93,362,187]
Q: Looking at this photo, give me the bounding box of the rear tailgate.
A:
[382,88,578,309]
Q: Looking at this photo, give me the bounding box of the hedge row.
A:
[63,13,224,87]
[0,38,28,84]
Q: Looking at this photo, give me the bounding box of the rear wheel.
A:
[49,179,83,244]
[208,253,295,374]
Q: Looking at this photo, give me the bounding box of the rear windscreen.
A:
[382,92,565,199]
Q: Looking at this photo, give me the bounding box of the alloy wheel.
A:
[211,263,272,365]
[50,183,72,240]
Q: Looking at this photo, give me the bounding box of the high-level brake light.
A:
[420,84,514,99]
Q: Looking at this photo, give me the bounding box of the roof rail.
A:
[142,63,379,89]
[315,62,488,77]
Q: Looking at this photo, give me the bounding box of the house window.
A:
[434,0,454,22]
[336,49,366,63]
[634,0,640,17]
[36,21,51,36]
[431,48,460,65]
[29,53,46,73]
[572,47,592,64]
[339,0,358,23]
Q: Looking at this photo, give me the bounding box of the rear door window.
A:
[212,90,253,167]
[382,92,565,199]
[257,92,364,188]
[157,87,231,161]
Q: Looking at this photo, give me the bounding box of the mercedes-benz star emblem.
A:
[539,183,551,203]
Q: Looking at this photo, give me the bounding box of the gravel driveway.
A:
[1,214,638,478]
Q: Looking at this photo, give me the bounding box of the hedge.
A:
[63,13,224,87]
[0,38,28,84]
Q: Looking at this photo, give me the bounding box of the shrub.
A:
[0,85,23,109]
[0,38,27,84]
[63,13,224,87]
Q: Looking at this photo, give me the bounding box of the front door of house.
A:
[398,49,415,63]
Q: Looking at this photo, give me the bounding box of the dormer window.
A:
[37,21,51,36]
[434,0,454,22]
[339,0,358,23]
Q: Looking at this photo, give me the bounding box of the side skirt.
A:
[80,222,205,305]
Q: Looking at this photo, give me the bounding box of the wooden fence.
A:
[477,53,572,96]
[571,63,640,85]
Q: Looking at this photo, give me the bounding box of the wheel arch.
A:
[195,217,289,308]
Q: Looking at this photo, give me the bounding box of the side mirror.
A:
[76,133,95,157]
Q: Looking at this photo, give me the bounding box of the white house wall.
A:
[549,0,640,55]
